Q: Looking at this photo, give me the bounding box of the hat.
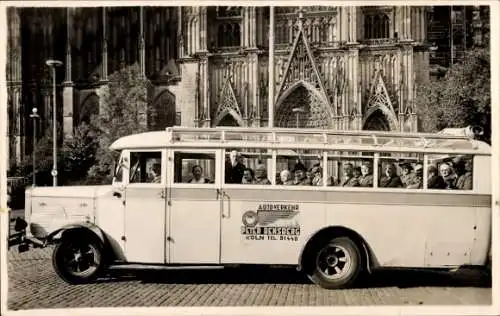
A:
[414,164,423,172]
[399,162,413,170]
[293,162,306,172]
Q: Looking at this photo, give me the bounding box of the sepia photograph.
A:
[0,1,498,315]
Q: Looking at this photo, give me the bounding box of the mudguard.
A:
[47,222,106,246]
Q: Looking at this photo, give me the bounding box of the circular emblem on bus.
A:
[242,211,258,227]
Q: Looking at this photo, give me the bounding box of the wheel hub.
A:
[326,255,339,267]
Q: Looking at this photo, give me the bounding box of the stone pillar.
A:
[102,7,108,81]
[267,6,275,128]
[200,57,210,127]
[7,7,24,166]
[63,7,74,138]
[139,7,146,78]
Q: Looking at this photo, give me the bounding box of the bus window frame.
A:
[126,149,167,187]
[170,148,220,187]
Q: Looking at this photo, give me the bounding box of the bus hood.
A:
[25,185,114,239]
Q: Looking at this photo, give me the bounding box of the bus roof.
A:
[109,126,491,155]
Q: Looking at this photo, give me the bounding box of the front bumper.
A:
[8,217,47,253]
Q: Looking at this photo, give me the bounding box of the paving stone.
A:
[6,248,492,310]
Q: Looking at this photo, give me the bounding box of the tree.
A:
[61,122,99,184]
[416,46,491,144]
[87,63,153,183]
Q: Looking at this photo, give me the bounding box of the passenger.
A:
[149,163,161,183]
[311,165,323,186]
[428,165,446,189]
[379,163,403,188]
[455,158,473,190]
[280,169,294,185]
[293,162,311,185]
[440,163,457,189]
[241,168,255,184]
[254,164,271,185]
[188,165,211,184]
[353,166,362,180]
[358,161,374,187]
[399,162,414,188]
[406,164,423,189]
[340,163,360,187]
[225,150,246,184]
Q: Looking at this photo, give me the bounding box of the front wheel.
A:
[307,236,362,289]
[52,235,104,284]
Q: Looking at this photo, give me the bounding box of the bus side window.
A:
[173,151,216,184]
[129,151,162,184]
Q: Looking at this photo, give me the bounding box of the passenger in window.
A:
[379,163,403,188]
[280,170,294,185]
[439,163,457,189]
[399,162,415,188]
[428,165,446,189]
[406,164,423,189]
[254,164,271,185]
[149,163,162,183]
[311,165,323,186]
[293,162,311,185]
[455,158,473,190]
[225,150,246,184]
[340,163,360,187]
[359,162,374,187]
[188,165,211,184]
[353,166,362,180]
[242,168,255,184]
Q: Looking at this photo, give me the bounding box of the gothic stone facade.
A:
[7,6,435,168]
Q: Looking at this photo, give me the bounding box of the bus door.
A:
[124,149,168,264]
[167,149,222,264]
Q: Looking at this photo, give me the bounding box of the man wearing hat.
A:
[407,163,423,189]
[399,162,414,188]
[379,162,403,188]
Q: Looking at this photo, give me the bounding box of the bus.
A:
[12,126,492,289]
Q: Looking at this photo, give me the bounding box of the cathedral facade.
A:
[5,6,486,168]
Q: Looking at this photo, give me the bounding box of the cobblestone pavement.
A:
[6,245,492,310]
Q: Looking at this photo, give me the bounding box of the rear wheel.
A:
[307,236,362,289]
[52,235,104,284]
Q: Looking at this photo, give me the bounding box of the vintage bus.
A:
[12,126,492,289]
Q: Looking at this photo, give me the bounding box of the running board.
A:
[108,264,225,271]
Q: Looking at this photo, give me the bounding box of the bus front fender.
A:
[48,222,106,247]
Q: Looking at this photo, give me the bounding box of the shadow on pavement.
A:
[99,266,491,289]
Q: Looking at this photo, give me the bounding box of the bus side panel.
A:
[324,191,488,268]
[470,206,492,265]
[220,188,326,265]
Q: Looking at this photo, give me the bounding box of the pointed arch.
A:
[151,90,176,129]
[362,70,398,131]
[213,76,244,126]
[79,93,99,125]
[275,21,329,107]
[274,82,332,129]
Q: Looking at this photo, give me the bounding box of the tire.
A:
[307,236,362,289]
[52,234,104,284]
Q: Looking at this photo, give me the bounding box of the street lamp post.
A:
[46,59,63,187]
[29,108,39,187]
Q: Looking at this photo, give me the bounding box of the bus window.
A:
[225,148,272,185]
[276,149,322,186]
[327,151,374,188]
[427,154,473,190]
[129,151,162,184]
[378,153,423,189]
[173,151,216,184]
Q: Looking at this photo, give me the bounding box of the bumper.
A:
[8,218,47,253]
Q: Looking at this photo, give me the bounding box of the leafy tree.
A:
[61,122,99,184]
[416,46,491,144]
[87,63,153,184]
